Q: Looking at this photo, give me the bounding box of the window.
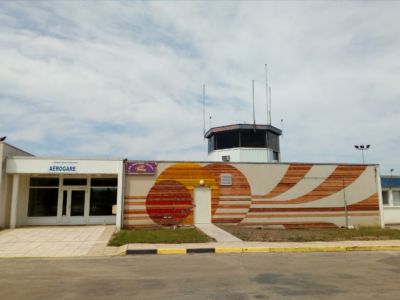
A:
[89,177,118,216]
[30,177,59,187]
[91,178,117,187]
[382,191,389,205]
[240,130,266,148]
[28,188,58,217]
[90,187,117,216]
[273,151,279,161]
[266,132,280,152]
[393,191,400,206]
[216,131,240,150]
[63,178,87,186]
[28,177,59,217]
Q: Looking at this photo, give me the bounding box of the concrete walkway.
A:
[0,225,116,258]
[195,223,242,242]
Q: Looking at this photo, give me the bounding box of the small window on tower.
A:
[273,151,279,161]
[220,174,232,186]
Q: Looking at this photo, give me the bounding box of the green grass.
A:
[109,227,213,246]
[218,225,400,242]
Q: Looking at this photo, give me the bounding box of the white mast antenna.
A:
[269,87,272,125]
[265,64,270,125]
[203,84,206,139]
[252,80,256,131]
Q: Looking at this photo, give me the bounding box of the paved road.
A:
[1,252,399,299]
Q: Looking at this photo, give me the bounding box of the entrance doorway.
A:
[60,188,89,224]
[194,187,211,224]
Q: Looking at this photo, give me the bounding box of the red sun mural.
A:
[146,180,193,226]
[145,163,252,225]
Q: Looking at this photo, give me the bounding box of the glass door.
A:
[60,188,88,224]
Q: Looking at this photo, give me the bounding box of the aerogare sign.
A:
[48,161,78,172]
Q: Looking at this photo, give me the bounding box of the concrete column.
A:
[10,174,20,229]
[115,160,124,230]
[389,189,394,206]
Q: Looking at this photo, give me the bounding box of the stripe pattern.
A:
[123,162,380,229]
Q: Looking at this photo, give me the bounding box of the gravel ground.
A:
[217,225,400,242]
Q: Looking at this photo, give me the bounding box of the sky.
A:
[0,1,399,174]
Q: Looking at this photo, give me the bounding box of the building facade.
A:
[0,141,385,230]
[4,156,124,229]
[124,161,383,229]
[381,176,400,224]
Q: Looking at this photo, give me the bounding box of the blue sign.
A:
[48,161,78,172]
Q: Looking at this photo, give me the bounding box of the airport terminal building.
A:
[0,140,387,230]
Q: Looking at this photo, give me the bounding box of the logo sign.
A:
[126,162,157,175]
[48,161,78,173]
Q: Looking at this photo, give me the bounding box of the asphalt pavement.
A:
[1,252,399,300]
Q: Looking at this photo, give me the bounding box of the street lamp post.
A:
[354,144,370,164]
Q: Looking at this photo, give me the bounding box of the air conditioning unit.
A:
[222,155,230,162]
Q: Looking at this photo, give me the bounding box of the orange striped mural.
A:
[123,162,381,229]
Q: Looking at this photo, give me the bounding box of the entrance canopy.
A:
[6,157,124,229]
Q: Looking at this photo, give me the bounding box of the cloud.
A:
[0,1,399,174]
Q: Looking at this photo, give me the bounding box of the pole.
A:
[252,80,256,131]
[343,178,349,228]
[362,149,365,164]
[265,64,269,125]
[268,87,272,125]
[203,84,205,139]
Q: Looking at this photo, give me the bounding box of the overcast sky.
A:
[0,1,399,174]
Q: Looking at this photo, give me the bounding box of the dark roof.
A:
[381,176,400,188]
[204,124,282,138]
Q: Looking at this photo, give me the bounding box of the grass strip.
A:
[109,227,213,246]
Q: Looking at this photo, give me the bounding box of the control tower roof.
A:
[205,123,282,138]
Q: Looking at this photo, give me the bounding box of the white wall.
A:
[382,188,400,224]
[208,148,275,163]
[383,207,400,224]
[0,143,32,228]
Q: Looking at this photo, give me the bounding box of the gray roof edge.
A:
[204,123,282,138]
[125,159,378,166]
[7,156,125,161]
[1,142,33,156]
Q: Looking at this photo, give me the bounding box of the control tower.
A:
[205,123,282,163]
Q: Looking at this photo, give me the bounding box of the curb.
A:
[124,245,400,255]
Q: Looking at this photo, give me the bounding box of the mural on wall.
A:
[124,162,380,228]
[144,163,251,225]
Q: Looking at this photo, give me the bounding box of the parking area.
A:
[0,225,116,257]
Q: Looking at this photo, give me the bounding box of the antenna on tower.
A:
[265,64,270,125]
[252,79,256,131]
[268,87,272,125]
[203,84,206,139]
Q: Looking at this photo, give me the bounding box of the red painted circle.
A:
[146,180,193,226]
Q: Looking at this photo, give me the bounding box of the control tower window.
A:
[215,130,240,150]
[240,130,266,148]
